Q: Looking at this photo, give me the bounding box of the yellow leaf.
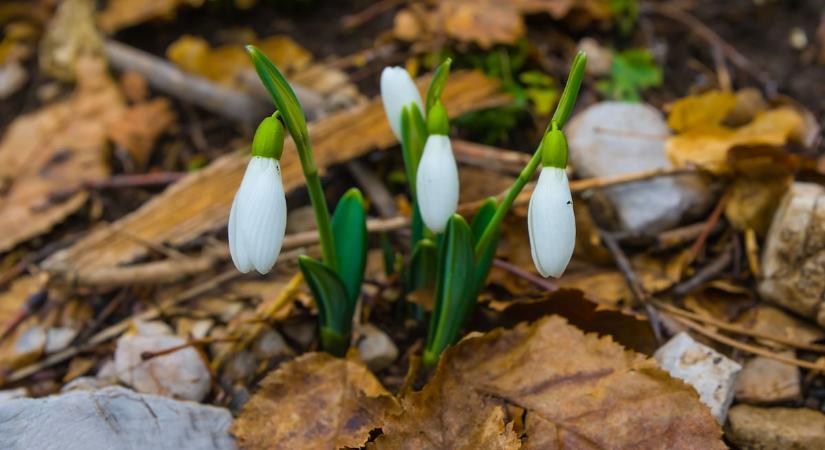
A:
[667,90,737,133]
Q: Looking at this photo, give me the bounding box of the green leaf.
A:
[331,188,367,303]
[425,215,475,368]
[425,58,452,114]
[297,256,353,353]
[400,103,428,196]
[246,45,309,147]
[551,50,587,128]
[407,238,437,292]
[597,48,662,102]
[469,197,498,302]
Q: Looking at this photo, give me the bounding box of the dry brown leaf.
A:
[666,107,805,173]
[666,90,737,133]
[433,316,725,449]
[440,1,526,49]
[39,0,103,81]
[231,352,399,449]
[0,56,119,252]
[107,98,177,168]
[725,175,791,234]
[98,0,205,34]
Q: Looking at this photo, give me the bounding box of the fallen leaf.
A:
[0,56,119,252]
[39,0,103,81]
[440,1,526,49]
[381,316,724,449]
[666,91,738,133]
[725,175,791,234]
[735,305,825,350]
[98,0,206,34]
[107,98,177,168]
[232,352,399,450]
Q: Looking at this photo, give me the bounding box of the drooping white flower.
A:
[416,135,459,233]
[528,167,576,278]
[380,66,424,140]
[229,156,287,274]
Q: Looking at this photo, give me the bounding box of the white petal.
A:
[416,135,459,233]
[528,167,576,278]
[380,67,424,141]
[230,157,287,274]
[229,193,253,273]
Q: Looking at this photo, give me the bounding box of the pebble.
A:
[654,332,741,423]
[735,354,800,404]
[357,323,399,372]
[727,405,825,450]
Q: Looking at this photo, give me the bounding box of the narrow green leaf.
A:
[425,214,475,368]
[425,58,452,114]
[331,188,367,303]
[297,256,353,344]
[550,50,587,128]
[469,197,499,304]
[400,103,428,196]
[246,45,309,147]
[407,238,437,292]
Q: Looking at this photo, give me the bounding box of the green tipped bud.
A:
[540,122,568,168]
[427,101,449,136]
[251,115,285,159]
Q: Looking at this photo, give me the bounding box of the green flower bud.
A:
[251,115,285,159]
[540,122,568,169]
[427,101,449,136]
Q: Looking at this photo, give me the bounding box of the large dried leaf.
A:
[232,352,399,449]
[98,0,205,34]
[666,90,737,133]
[41,71,506,281]
[378,316,725,449]
[107,97,177,167]
[0,57,118,252]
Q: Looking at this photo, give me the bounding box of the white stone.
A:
[357,323,399,372]
[654,332,741,423]
[0,388,28,401]
[45,327,78,353]
[567,102,713,233]
[114,334,211,401]
[0,386,235,450]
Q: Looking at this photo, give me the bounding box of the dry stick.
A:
[644,2,776,94]
[672,241,734,297]
[82,172,187,190]
[599,230,664,344]
[451,139,532,175]
[342,0,405,29]
[654,301,825,353]
[671,315,825,372]
[686,189,730,264]
[492,259,558,292]
[346,160,399,217]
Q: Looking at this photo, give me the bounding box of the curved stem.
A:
[298,138,338,272]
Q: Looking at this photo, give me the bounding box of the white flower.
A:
[416,135,459,233]
[229,157,287,274]
[528,167,575,278]
[380,66,424,141]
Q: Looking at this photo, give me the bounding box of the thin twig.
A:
[672,315,825,372]
[452,139,531,175]
[672,241,733,297]
[492,259,558,292]
[346,160,399,217]
[342,0,405,30]
[686,189,730,264]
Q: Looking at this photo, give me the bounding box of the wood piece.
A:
[451,139,530,175]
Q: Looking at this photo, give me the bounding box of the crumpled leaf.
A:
[378,316,725,449]
[666,107,805,173]
[0,56,119,252]
[231,352,399,450]
[107,97,177,168]
[98,0,205,34]
[39,0,103,81]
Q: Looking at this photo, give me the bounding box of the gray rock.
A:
[654,332,741,423]
[727,405,825,450]
[357,323,399,372]
[0,386,235,450]
[735,354,800,404]
[567,102,713,233]
[759,182,825,326]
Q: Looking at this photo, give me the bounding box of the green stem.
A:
[474,147,542,260]
[298,139,338,272]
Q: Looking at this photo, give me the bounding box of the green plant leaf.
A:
[297,255,353,355]
[407,238,437,292]
[551,50,587,128]
[597,48,662,102]
[331,188,367,303]
[469,197,499,302]
[425,214,475,368]
[425,58,452,114]
[246,45,309,147]
[400,103,428,195]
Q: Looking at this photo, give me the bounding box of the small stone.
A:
[133,320,174,336]
[0,388,28,401]
[0,386,235,450]
[577,38,613,76]
[96,358,117,380]
[14,326,46,355]
[281,320,317,350]
[735,354,800,404]
[567,102,713,233]
[736,305,824,350]
[221,351,257,383]
[252,328,290,360]
[114,334,211,401]
[357,323,399,372]
[655,332,741,423]
[61,376,105,393]
[45,327,77,353]
[727,405,825,450]
[759,182,825,326]
[0,61,27,99]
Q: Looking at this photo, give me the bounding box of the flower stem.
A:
[297,138,338,272]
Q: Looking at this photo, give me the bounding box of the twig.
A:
[654,221,723,251]
[452,139,531,175]
[141,336,239,361]
[492,259,558,292]
[654,301,825,353]
[82,172,187,190]
[342,0,405,30]
[686,189,730,264]
[672,315,825,372]
[672,241,733,297]
[643,2,776,95]
[598,230,664,344]
[346,160,399,217]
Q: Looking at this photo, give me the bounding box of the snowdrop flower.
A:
[528,125,575,278]
[416,102,458,233]
[380,66,424,140]
[229,116,287,274]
